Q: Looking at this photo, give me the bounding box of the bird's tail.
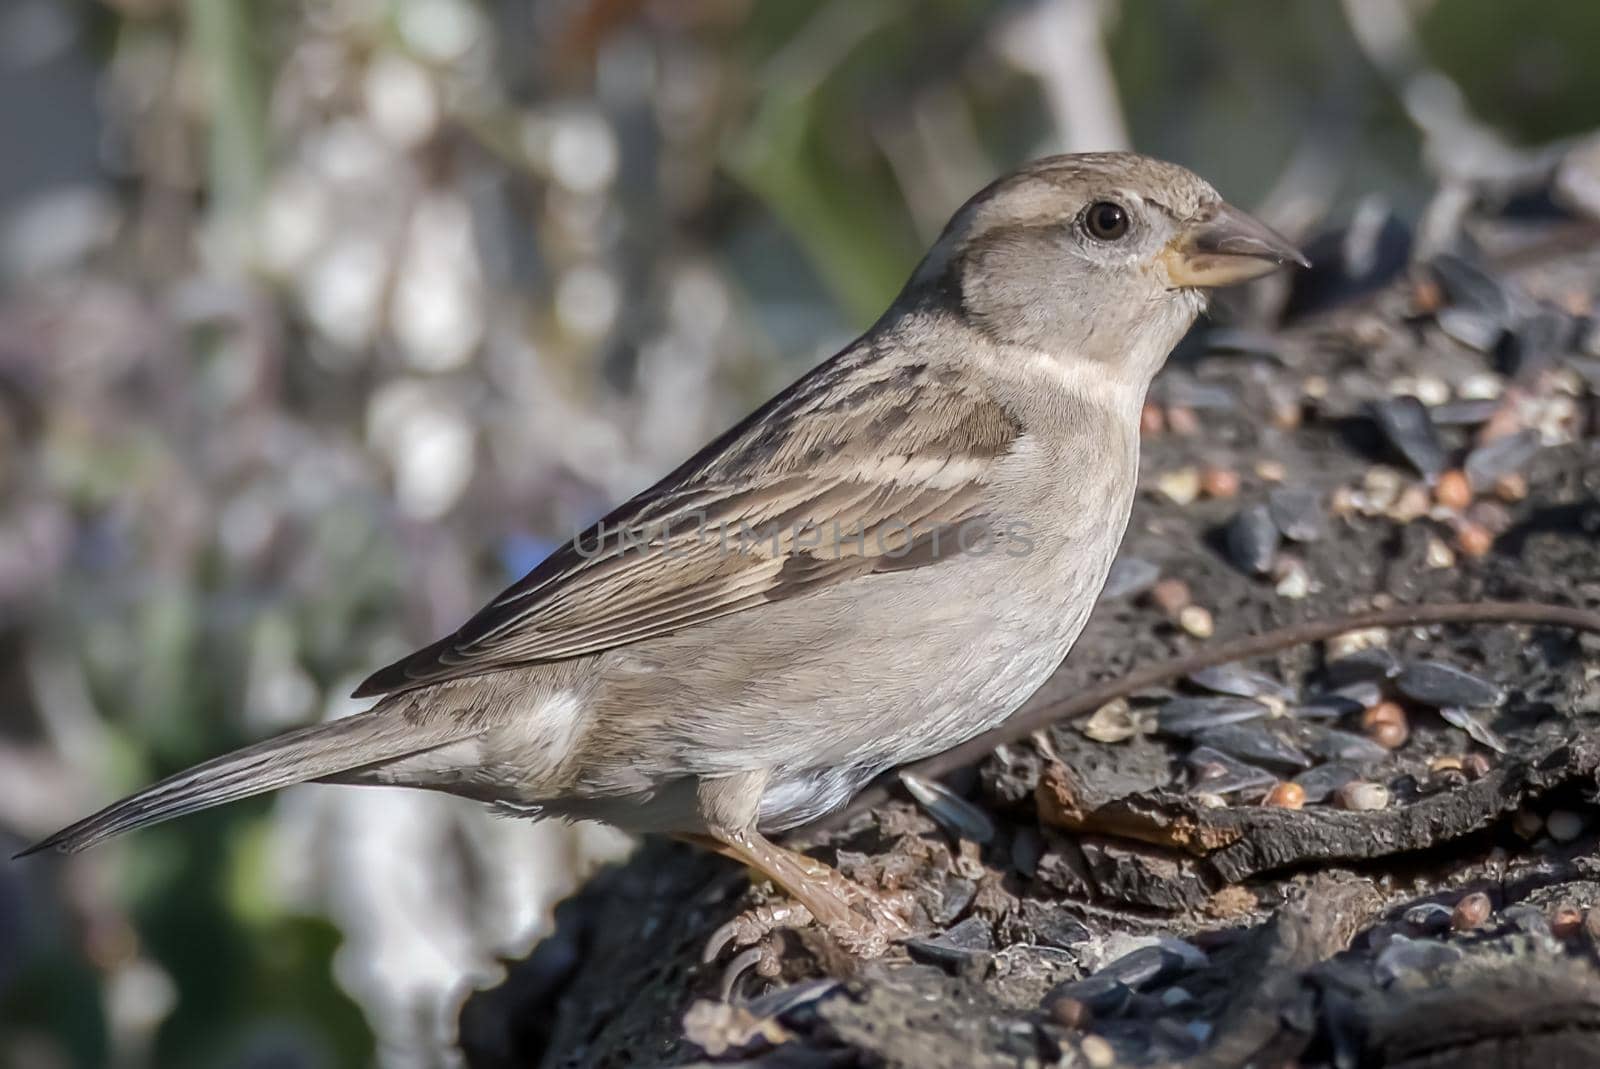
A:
[16,709,464,857]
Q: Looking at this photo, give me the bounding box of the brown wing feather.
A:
[353,346,1021,697]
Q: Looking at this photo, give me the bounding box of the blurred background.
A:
[1,0,1598,1066]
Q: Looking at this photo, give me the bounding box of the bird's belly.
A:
[753,602,1079,830]
[578,536,1111,830]
[757,765,876,832]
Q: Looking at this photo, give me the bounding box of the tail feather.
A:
[16,712,460,857]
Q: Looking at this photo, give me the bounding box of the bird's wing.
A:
[353,348,1022,697]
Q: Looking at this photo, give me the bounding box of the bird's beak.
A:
[1161,202,1309,289]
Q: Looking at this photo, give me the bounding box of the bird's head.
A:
[905,152,1308,383]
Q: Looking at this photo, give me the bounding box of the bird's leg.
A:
[717,829,910,954]
[692,773,912,965]
[693,830,913,964]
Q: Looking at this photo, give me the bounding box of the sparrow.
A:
[22,153,1305,957]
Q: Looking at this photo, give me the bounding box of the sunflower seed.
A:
[1292,694,1365,720]
[1046,974,1133,1015]
[1188,664,1295,702]
[1404,903,1454,934]
[1195,723,1313,770]
[899,771,996,843]
[1187,747,1276,796]
[1502,904,1553,942]
[1438,707,1508,753]
[1292,762,1361,803]
[1296,726,1390,764]
[1203,328,1281,357]
[1431,253,1512,323]
[1326,680,1385,707]
[1430,398,1501,426]
[1096,942,1204,989]
[1227,504,1280,575]
[1101,556,1160,601]
[1375,936,1462,986]
[1324,646,1401,684]
[1506,309,1571,379]
[1571,355,1600,391]
[1397,662,1506,708]
[1437,308,1504,352]
[905,915,994,968]
[743,979,841,1019]
[1011,826,1042,878]
[1464,429,1541,491]
[1267,487,1327,543]
[1157,696,1271,736]
[1370,396,1447,479]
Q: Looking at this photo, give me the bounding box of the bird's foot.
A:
[826,886,915,958]
[703,878,913,968]
[798,868,915,957]
[703,901,812,967]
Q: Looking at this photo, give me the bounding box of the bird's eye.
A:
[1083,201,1130,241]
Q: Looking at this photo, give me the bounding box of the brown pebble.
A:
[1390,484,1432,524]
[1049,995,1092,1030]
[1424,537,1455,569]
[1156,467,1202,505]
[1456,520,1494,558]
[1368,719,1408,750]
[1551,904,1584,940]
[1273,557,1311,600]
[1139,402,1165,437]
[1255,460,1288,483]
[1362,702,1409,749]
[1362,701,1406,732]
[1492,473,1527,503]
[1435,469,1472,510]
[1081,1034,1115,1068]
[1149,578,1192,616]
[1468,499,1513,535]
[1511,807,1544,840]
[1430,766,1468,792]
[1200,465,1241,499]
[1429,755,1464,774]
[1413,276,1444,313]
[1452,891,1491,930]
[1270,401,1302,430]
[1478,397,1524,444]
[1334,781,1389,811]
[1178,605,1214,639]
[1166,405,1200,436]
[1462,753,1492,780]
[1264,782,1306,809]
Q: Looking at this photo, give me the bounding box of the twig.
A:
[828,600,1600,824]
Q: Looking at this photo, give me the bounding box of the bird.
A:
[20,152,1306,957]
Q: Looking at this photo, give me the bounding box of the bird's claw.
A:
[703,901,814,965]
[702,883,914,967]
[718,943,783,1002]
